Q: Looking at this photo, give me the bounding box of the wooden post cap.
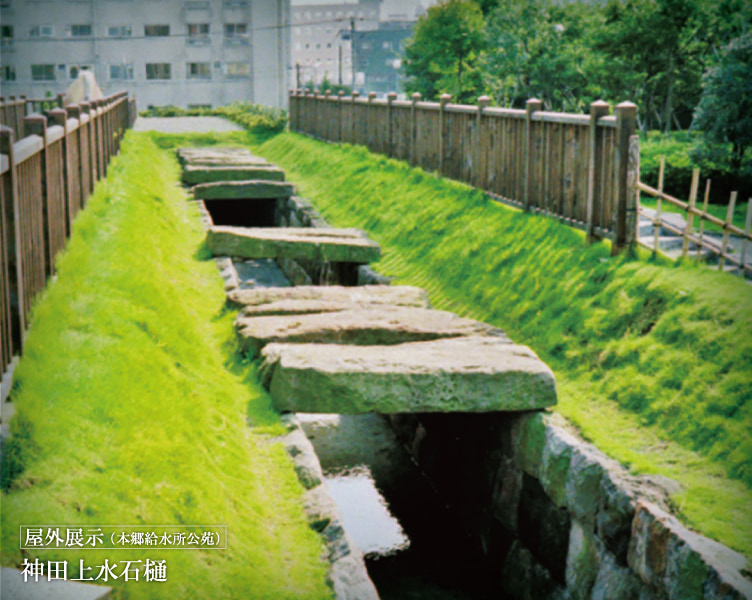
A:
[526,98,542,114]
[49,108,67,126]
[411,92,421,102]
[387,92,397,103]
[368,91,377,101]
[439,93,451,106]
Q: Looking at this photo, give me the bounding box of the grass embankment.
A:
[0,133,331,599]
[238,133,752,558]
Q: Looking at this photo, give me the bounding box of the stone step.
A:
[228,284,430,313]
[1,568,112,599]
[182,165,286,186]
[192,180,295,200]
[236,307,506,356]
[208,226,381,264]
[259,336,557,413]
[638,235,684,251]
[177,146,268,167]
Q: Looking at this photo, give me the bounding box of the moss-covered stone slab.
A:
[228,284,430,313]
[193,180,295,200]
[259,336,557,413]
[177,147,268,167]
[208,226,381,263]
[237,307,505,356]
[182,165,286,185]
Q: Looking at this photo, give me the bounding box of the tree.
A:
[483,0,605,112]
[402,0,486,103]
[694,31,752,170]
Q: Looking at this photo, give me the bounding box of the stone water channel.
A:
[179,147,752,600]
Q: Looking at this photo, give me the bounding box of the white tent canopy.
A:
[63,71,104,105]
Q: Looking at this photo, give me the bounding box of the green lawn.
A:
[0,133,331,599]
[220,131,751,560]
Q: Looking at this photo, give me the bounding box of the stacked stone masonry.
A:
[388,411,752,600]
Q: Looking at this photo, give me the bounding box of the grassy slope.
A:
[246,132,752,558]
[0,133,331,599]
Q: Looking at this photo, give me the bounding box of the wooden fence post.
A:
[24,114,52,278]
[49,108,73,236]
[324,90,332,141]
[387,92,397,159]
[613,101,638,254]
[351,91,359,145]
[477,95,489,188]
[80,101,95,194]
[524,98,542,212]
[0,126,25,349]
[367,92,377,149]
[410,92,421,167]
[338,90,345,143]
[439,93,451,175]
[587,100,610,242]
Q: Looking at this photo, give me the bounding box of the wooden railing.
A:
[289,90,639,253]
[0,91,135,378]
[637,159,752,277]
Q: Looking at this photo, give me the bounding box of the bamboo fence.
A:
[637,159,752,277]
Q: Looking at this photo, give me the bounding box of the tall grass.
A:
[0,133,331,599]
[243,132,752,558]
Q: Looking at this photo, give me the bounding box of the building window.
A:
[29,25,54,37]
[187,23,209,44]
[1,25,13,46]
[109,64,134,80]
[107,25,132,37]
[225,62,250,78]
[223,0,247,6]
[69,24,92,37]
[144,24,170,37]
[186,62,211,79]
[31,64,55,81]
[2,66,16,81]
[146,63,171,80]
[224,23,248,44]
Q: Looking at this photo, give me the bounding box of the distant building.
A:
[290,0,380,89]
[353,20,413,94]
[0,0,291,109]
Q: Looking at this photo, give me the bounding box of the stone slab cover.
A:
[228,284,430,312]
[259,336,557,413]
[182,165,286,185]
[208,226,381,263]
[193,180,295,200]
[236,307,506,355]
[177,147,268,167]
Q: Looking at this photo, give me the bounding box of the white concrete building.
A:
[0,0,291,109]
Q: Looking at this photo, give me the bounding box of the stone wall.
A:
[388,411,752,600]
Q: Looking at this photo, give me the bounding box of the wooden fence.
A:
[289,89,639,253]
[0,91,135,379]
[637,159,752,277]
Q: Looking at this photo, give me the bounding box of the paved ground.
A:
[133,116,244,133]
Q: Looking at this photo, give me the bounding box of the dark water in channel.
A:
[298,414,500,600]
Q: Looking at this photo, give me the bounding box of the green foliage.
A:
[0,133,330,598]
[138,101,288,134]
[402,0,487,102]
[303,75,352,96]
[250,132,752,557]
[400,0,751,130]
[483,0,605,111]
[694,31,752,170]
